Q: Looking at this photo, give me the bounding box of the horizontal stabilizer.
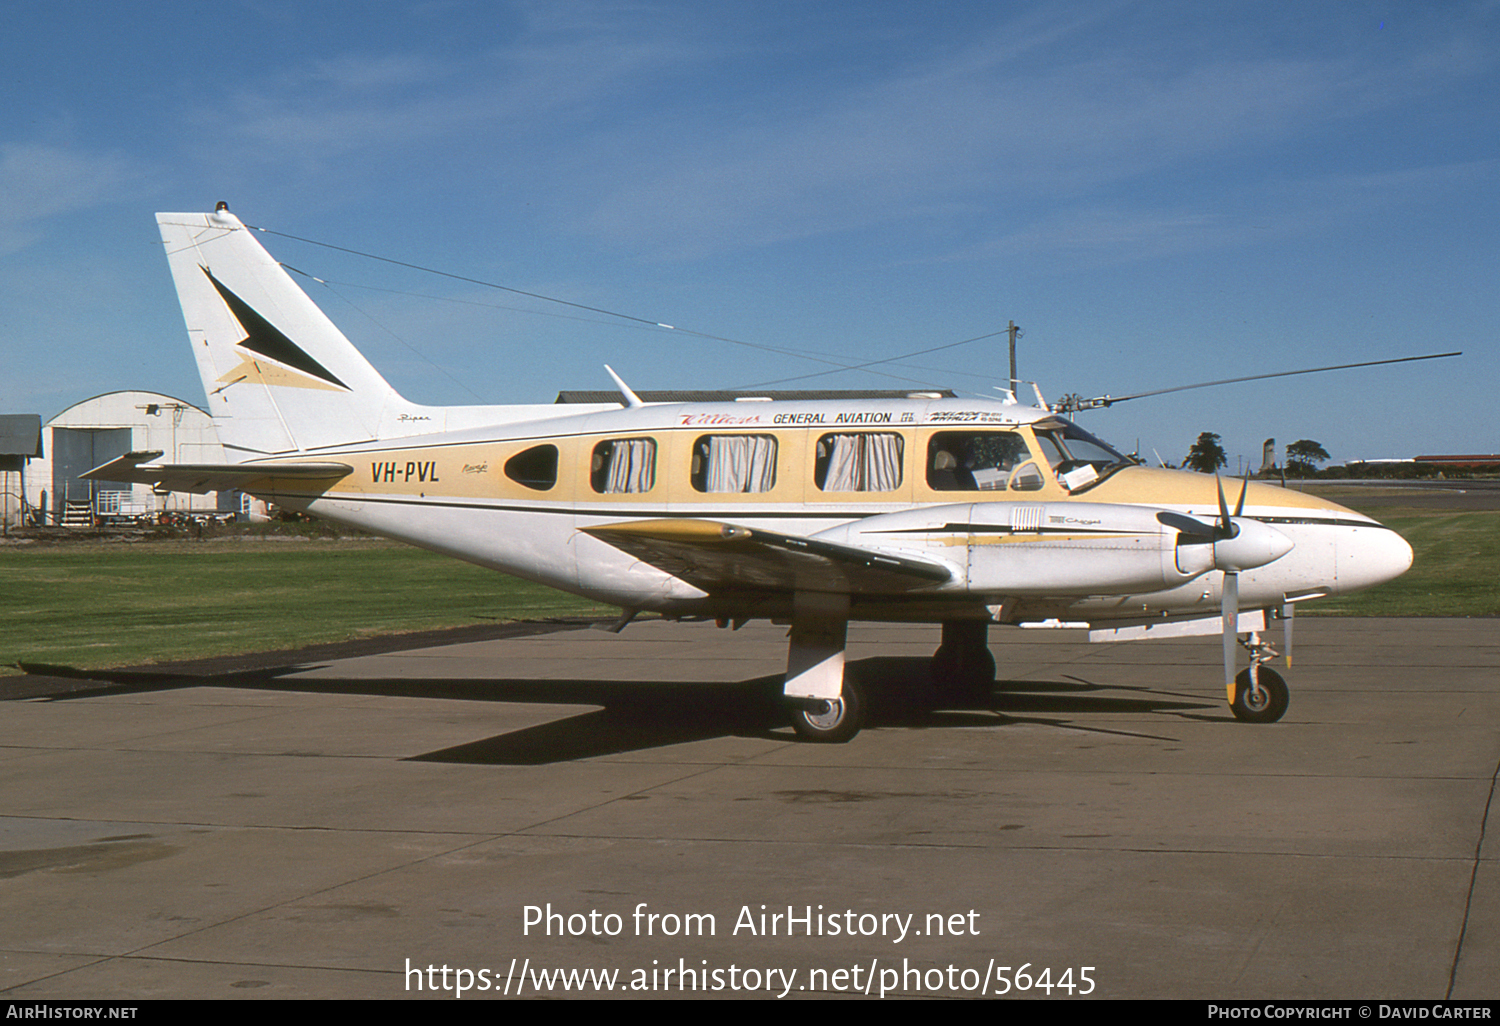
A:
[84,451,352,494]
[581,518,953,595]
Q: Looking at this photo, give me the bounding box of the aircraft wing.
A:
[83,451,353,494]
[581,518,954,595]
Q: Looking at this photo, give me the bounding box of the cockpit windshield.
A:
[1034,421,1133,490]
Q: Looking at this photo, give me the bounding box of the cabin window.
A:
[691,434,778,493]
[504,444,558,491]
[591,438,657,493]
[926,431,1033,491]
[814,433,904,492]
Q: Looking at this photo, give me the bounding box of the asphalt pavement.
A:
[1,615,1496,1000]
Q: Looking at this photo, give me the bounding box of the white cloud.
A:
[176,21,710,198]
[555,7,1496,259]
[0,143,133,255]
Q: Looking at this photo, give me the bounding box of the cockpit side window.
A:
[1035,423,1131,478]
[1009,462,1045,491]
[926,431,1033,491]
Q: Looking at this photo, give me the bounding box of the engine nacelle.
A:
[813,501,1223,596]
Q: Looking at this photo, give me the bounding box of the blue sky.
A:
[2,0,1495,467]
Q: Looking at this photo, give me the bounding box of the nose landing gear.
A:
[1229,632,1289,723]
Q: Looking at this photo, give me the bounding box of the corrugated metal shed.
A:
[25,392,233,524]
[555,388,955,404]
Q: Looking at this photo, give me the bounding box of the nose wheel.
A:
[1228,633,1289,723]
[1231,666,1288,722]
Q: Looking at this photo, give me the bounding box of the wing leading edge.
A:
[581,518,954,595]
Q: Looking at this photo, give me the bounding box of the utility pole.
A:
[1007,321,1021,398]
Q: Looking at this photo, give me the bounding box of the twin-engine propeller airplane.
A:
[89,205,1418,741]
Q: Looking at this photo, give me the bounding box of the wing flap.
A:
[581,518,953,595]
[84,451,352,494]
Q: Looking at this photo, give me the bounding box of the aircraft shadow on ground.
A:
[35,655,1213,764]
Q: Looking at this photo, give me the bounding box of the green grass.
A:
[1,538,610,672]
[3,501,1494,674]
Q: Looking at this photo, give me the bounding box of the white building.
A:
[25,391,237,525]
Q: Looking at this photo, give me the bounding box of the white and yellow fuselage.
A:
[230,398,1409,629]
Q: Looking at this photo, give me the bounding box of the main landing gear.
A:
[782,613,1000,743]
[782,592,866,743]
[789,683,865,743]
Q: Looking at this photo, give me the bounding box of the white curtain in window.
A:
[604,438,655,493]
[707,435,777,493]
[823,433,902,492]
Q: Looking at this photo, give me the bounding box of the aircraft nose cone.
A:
[1336,525,1414,593]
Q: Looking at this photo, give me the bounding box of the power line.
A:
[248,223,991,389]
[735,329,1009,389]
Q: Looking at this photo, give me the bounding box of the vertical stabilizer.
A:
[156,208,403,454]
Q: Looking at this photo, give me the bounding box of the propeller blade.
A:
[1217,475,1231,535]
[1283,602,1294,668]
[1234,475,1249,517]
[1156,510,1215,538]
[1222,571,1239,704]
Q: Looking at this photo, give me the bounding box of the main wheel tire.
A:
[1231,667,1289,723]
[790,680,864,743]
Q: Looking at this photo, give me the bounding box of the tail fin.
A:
[156,207,403,454]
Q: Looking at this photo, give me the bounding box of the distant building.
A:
[1,414,43,531]
[23,391,237,526]
[1413,454,1500,470]
[1258,438,1278,476]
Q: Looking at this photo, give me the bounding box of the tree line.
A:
[1183,433,1329,477]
